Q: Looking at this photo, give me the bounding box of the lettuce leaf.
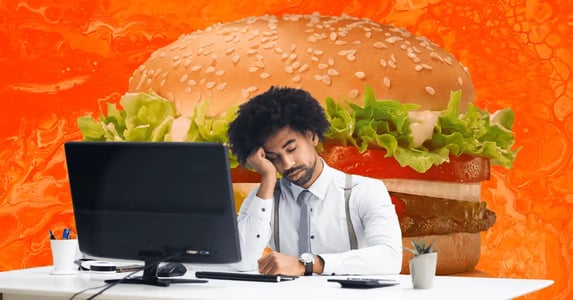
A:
[78,87,519,173]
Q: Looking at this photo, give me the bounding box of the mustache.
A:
[284,166,304,178]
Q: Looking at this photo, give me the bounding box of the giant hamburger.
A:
[78,13,517,275]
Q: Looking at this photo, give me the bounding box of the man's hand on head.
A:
[248,147,278,199]
[247,147,277,179]
[257,251,304,276]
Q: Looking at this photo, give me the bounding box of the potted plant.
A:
[406,239,438,289]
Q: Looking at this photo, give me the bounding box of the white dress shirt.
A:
[233,161,403,275]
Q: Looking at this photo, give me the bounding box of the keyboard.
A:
[194,271,298,282]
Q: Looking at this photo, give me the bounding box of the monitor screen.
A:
[64,142,241,270]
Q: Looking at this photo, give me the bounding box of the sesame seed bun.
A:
[128,13,474,117]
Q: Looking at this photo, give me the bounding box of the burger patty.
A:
[391,192,496,237]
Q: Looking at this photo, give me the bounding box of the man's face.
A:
[262,127,322,188]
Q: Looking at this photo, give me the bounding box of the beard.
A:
[283,155,319,187]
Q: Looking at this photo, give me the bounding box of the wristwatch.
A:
[299,253,314,276]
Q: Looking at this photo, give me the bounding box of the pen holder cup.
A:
[50,239,79,275]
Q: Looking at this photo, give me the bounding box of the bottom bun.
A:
[401,232,481,275]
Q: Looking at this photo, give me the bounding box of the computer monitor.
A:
[64,141,241,286]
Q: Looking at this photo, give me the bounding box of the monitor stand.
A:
[104,255,207,287]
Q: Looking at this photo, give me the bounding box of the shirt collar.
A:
[288,158,332,201]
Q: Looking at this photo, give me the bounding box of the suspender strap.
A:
[344,173,358,250]
[272,174,358,252]
[273,180,282,253]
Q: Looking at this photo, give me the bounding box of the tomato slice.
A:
[321,145,490,183]
[230,145,490,183]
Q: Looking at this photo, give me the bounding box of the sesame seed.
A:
[298,64,309,73]
[458,76,464,85]
[384,77,391,88]
[430,52,443,62]
[217,82,228,91]
[292,75,302,83]
[349,89,359,99]
[285,66,294,73]
[180,74,188,82]
[346,54,356,61]
[188,79,197,86]
[249,67,258,73]
[232,55,240,64]
[160,79,166,87]
[274,47,283,54]
[260,72,270,79]
[191,65,202,72]
[313,74,323,81]
[330,32,338,41]
[388,60,397,69]
[215,70,225,76]
[291,61,301,69]
[247,49,257,56]
[313,49,324,55]
[225,48,235,55]
[426,86,436,95]
[281,53,289,60]
[414,65,423,71]
[421,63,432,70]
[255,61,265,68]
[374,41,387,49]
[335,40,347,45]
[205,66,215,73]
[322,75,331,85]
[318,63,328,70]
[311,56,320,62]
[380,59,387,67]
[355,71,365,79]
[328,69,339,76]
[328,58,334,66]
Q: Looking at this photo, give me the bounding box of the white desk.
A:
[0,266,553,300]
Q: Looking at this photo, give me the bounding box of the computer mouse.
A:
[157,262,187,277]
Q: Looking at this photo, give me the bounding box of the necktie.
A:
[297,190,312,255]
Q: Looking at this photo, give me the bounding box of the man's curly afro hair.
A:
[228,86,330,166]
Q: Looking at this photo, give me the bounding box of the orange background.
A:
[0,0,571,299]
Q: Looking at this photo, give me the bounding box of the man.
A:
[228,86,402,276]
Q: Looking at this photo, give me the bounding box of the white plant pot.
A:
[409,252,437,289]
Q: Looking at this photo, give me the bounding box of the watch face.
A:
[300,253,314,263]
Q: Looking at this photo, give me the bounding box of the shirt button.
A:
[310,235,315,239]
[261,208,266,212]
[256,234,260,238]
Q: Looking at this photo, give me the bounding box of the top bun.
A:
[128,13,474,117]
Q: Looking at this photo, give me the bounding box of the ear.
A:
[306,131,318,146]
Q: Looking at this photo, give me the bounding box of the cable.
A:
[68,252,185,300]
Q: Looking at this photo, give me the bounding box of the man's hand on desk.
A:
[257,251,324,276]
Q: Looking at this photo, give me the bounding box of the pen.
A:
[62,228,69,240]
[49,230,56,240]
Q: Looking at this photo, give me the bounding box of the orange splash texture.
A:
[0,0,571,298]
